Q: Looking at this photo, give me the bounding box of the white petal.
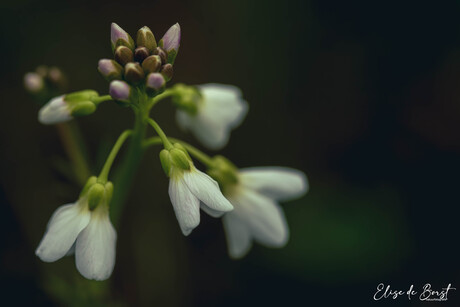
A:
[75,209,117,281]
[183,169,233,212]
[176,84,248,150]
[200,203,226,218]
[239,167,308,201]
[38,95,72,124]
[168,177,200,235]
[222,212,252,259]
[35,202,90,262]
[232,189,289,247]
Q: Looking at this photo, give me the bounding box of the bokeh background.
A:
[1,0,460,306]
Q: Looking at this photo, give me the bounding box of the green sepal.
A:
[167,49,177,65]
[159,149,172,176]
[170,148,191,171]
[87,183,105,210]
[80,176,98,198]
[65,90,98,103]
[111,36,135,53]
[207,155,239,192]
[71,101,96,117]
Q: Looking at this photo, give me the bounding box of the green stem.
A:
[92,94,112,105]
[56,122,91,186]
[144,136,214,167]
[146,118,173,149]
[110,108,148,225]
[147,89,175,110]
[98,130,133,183]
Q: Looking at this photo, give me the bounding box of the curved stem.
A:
[147,89,175,111]
[92,94,112,105]
[146,118,173,149]
[98,130,132,183]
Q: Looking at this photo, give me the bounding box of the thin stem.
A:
[146,118,173,149]
[143,136,215,167]
[98,130,133,183]
[147,89,175,110]
[56,122,91,186]
[92,95,112,105]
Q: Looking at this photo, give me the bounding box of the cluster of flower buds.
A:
[24,65,67,101]
[98,23,180,102]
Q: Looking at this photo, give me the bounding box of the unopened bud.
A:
[146,73,165,93]
[142,55,162,74]
[160,23,181,64]
[136,26,157,52]
[160,64,173,81]
[98,59,123,81]
[124,62,145,84]
[24,72,44,93]
[109,80,131,102]
[153,47,167,64]
[47,67,64,85]
[114,46,134,66]
[111,23,135,51]
[134,46,150,63]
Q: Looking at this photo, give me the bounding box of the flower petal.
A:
[38,95,72,125]
[222,212,252,259]
[200,203,226,218]
[183,169,233,212]
[168,177,201,235]
[231,189,289,247]
[239,167,308,201]
[35,203,90,262]
[75,209,117,281]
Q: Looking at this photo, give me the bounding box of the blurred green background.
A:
[1,0,460,306]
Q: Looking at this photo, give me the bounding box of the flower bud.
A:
[153,47,167,64]
[38,95,71,124]
[47,67,65,85]
[124,62,145,84]
[136,26,157,52]
[160,64,173,81]
[111,23,135,51]
[134,47,150,63]
[160,23,180,64]
[109,80,131,102]
[24,72,44,93]
[98,59,123,81]
[142,55,162,74]
[146,73,165,94]
[114,46,134,66]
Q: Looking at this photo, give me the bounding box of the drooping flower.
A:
[175,84,248,150]
[35,179,117,281]
[208,162,308,259]
[159,144,234,235]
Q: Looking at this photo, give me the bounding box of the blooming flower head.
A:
[159,143,234,235]
[175,84,248,150]
[207,157,308,259]
[35,177,117,280]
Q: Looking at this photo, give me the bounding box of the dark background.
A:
[1,0,460,306]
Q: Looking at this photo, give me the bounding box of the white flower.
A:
[36,198,116,281]
[221,167,308,259]
[176,84,248,150]
[168,166,234,236]
[38,95,72,124]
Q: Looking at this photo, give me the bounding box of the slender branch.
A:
[98,130,133,183]
[146,118,173,149]
[92,94,112,105]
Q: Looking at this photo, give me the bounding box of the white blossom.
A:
[38,95,72,124]
[221,167,308,259]
[168,166,234,235]
[36,199,116,281]
[176,84,248,150]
